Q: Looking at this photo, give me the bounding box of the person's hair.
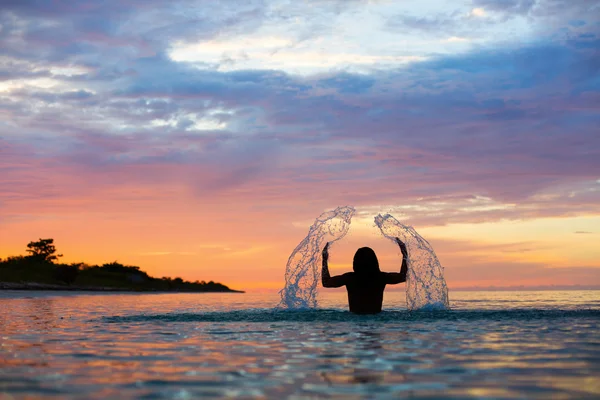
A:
[353,247,380,276]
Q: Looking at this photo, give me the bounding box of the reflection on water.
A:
[25,297,56,332]
[0,291,599,399]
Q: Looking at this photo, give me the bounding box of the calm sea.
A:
[1,290,599,399]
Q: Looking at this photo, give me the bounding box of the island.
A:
[0,238,243,293]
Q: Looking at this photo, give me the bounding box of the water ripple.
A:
[103,308,600,323]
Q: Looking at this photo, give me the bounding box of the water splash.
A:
[278,206,355,309]
[374,213,449,311]
[278,207,449,311]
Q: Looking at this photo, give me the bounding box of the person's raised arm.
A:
[321,242,349,288]
[384,238,408,284]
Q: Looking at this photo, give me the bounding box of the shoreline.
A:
[0,282,244,293]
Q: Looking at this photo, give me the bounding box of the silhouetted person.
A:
[321,238,408,314]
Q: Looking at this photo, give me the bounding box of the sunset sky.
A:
[1,0,599,291]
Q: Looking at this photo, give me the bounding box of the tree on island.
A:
[26,238,63,263]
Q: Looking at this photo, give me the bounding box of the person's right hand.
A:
[322,242,330,261]
[395,237,408,257]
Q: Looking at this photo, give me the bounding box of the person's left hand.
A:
[395,237,408,257]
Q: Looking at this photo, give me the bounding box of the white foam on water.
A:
[278,206,355,309]
[374,213,450,311]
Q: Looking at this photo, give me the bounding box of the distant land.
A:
[0,238,243,293]
[452,285,600,291]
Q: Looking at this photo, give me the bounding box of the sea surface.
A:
[0,290,599,399]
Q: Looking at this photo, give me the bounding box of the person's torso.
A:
[345,272,386,314]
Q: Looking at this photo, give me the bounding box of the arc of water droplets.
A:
[278,206,355,309]
[374,213,450,311]
[278,207,449,311]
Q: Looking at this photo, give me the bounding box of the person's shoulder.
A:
[339,272,355,286]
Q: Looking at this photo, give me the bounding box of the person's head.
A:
[353,247,380,276]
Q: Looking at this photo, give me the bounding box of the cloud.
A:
[1,0,599,229]
[470,7,488,17]
[472,0,536,15]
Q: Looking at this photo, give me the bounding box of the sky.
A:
[1,0,599,291]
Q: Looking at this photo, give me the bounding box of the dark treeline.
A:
[0,238,240,292]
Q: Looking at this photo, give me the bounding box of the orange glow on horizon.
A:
[2,206,599,291]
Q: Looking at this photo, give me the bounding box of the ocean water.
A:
[0,290,599,399]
